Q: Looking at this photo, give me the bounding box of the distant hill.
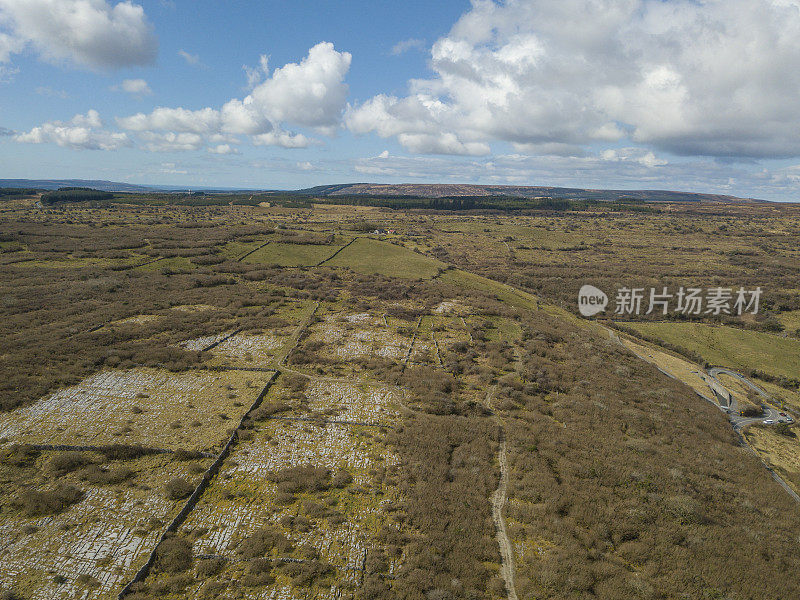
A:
[296,183,764,203]
[0,179,161,193]
[1,179,766,203]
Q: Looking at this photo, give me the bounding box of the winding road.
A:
[707,367,784,430]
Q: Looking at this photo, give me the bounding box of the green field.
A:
[134,256,195,271]
[243,242,343,267]
[438,269,540,311]
[777,310,800,334]
[326,237,443,279]
[623,321,800,379]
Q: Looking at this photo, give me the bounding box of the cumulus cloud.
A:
[15,109,131,150]
[140,131,203,152]
[112,78,152,96]
[118,42,350,147]
[346,0,800,160]
[208,143,238,155]
[0,0,157,70]
[243,54,269,89]
[251,130,311,149]
[0,125,13,135]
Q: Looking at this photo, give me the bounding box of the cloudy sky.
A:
[2,0,800,200]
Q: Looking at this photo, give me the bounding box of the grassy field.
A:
[437,268,540,311]
[243,242,343,267]
[777,309,800,334]
[326,237,443,278]
[744,425,800,494]
[755,379,800,413]
[716,372,762,412]
[622,322,800,380]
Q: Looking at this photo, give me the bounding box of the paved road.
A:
[707,367,784,430]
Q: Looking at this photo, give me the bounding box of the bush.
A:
[154,536,193,573]
[99,444,158,461]
[173,449,204,461]
[49,451,91,475]
[16,484,84,516]
[0,444,40,467]
[150,575,192,595]
[267,465,331,494]
[250,401,292,421]
[279,558,335,587]
[196,557,226,578]
[242,558,275,587]
[80,464,134,485]
[236,526,293,559]
[331,469,353,488]
[164,477,195,500]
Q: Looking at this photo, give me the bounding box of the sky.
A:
[1,0,800,200]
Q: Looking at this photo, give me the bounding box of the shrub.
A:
[251,401,291,420]
[0,444,40,467]
[242,558,275,587]
[49,451,91,475]
[267,465,331,494]
[16,484,84,516]
[196,557,226,578]
[164,477,195,500]
[99,445,158,461]
[80,464,134,485]
[150,575,192,595]
[236,526,293,559]
[173,449,203,461]
[331,469,353,488]
[154,536,193,573]
[279,559,335,587]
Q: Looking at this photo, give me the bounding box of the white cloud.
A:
[118,106,222,134]
[0,0,157,70]
[347,0,800,160]
[35,86,69,98]
[0,29,23,62]
[15,109,131,150]
[0,62,17,82]
[297,161,313,170]
[243,54,269,89]
[251,130,311,149]
[140,131,203,152]
[178,49,201,66]
[112,78,152,96]
[118,42,350,149]
[397,132,489,156]
[601,147,668,168]
[391,38,425,56]
[208,143,238,155]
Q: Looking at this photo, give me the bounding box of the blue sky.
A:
[2,0,800,200]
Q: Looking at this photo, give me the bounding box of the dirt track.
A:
[492,436,518,600]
